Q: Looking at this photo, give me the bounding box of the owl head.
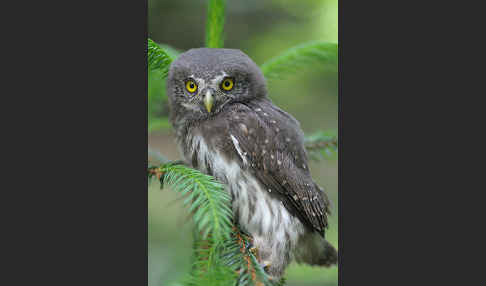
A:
[167,48,267,123]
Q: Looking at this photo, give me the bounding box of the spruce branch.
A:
[220,226,280,286]
[148,38,174,78]
[305,136,337,151]
[304,130,338,161]
[148,163,233,241]
[260,41,338,81]
[186,235,238,286]
[206,0,226,48]
[147,41,180,132]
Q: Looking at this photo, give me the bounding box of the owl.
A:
[166,48,337,279]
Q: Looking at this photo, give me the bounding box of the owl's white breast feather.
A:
[229,134,247,165]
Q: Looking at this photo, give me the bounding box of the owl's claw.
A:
[260,260,272,273]
[249,246,259,257]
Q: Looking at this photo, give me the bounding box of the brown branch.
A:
[233,226,259,284]
[304,138,337,151]
[148,167,165,180]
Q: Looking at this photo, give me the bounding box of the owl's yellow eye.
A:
[221,78,234,91]
[185,80,198,94]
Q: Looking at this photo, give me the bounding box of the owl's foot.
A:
[249,246,259,257]
[260,260,272,276]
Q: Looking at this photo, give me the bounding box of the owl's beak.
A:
[204,90,214,113]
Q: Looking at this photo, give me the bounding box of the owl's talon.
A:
[260,260,271,273]
[249,246,260,259]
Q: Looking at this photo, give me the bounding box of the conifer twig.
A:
[304,130,338,161]
[304,137,337,151]
[148,38,174,78]
[261,41,338,81]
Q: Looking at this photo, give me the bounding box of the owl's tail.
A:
[294,234,338,267]
[319,240,338,267]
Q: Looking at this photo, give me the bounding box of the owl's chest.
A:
[183,132,243,187]
[182,134,302,238]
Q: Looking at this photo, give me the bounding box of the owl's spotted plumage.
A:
[167,48,337,279]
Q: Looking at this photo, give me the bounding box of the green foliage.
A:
[260,41,338,81]
[147,41,180,132]
[205,0,226,48]
[185,248,238,286]
[219,227,277,286]
[148,38,174,78]
[149,163,232,241]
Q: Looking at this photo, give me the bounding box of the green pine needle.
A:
[148,38,175,78]
[205,0,226,48]
[186,239,238,286]
[219,228,276,286]
[150,163,233,242]
[260,41,338,81]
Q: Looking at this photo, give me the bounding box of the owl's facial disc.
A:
[182,72,233,114]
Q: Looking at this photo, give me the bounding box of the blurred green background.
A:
[148,0,338,285]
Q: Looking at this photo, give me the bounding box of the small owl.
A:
[167,48,337,279]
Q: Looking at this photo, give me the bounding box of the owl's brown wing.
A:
[223,99,331,234]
